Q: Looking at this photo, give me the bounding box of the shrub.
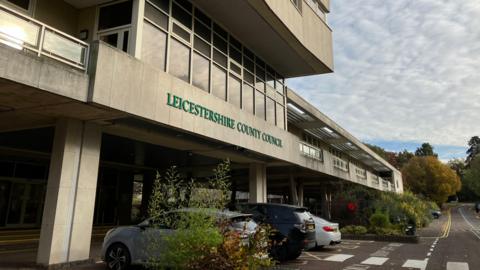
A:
[340,225,368,235]
[369,211,391,228]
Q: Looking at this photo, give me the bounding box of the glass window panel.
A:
[174,0,192,12]
[122,31,129,52]
[255,91,265,120]
[228,74,241,108]
[243,71,254,84]
[169,38,190,82]
[266,97,275,125]
[212,65,227,100]
[98,1,133,30]
[213,34,227,53]
[230,36,241,50]
[229,45,242,63]
[194,35,210,57]
[213,49,227,68]
[192,52,209,92]
[172,2,192,29]
[276,103,285,129]
[0,10,40,46]
[266,73,275,88]
[255,78,265,92]
[142,22,167,71]
[213,23,227,39]
[275,80,284,93]
[255,57,265,67]
[243,57,254,73]
[145,2,168,30]
[244,47,254,60]
[275,93,284,104]
[256,65,265,80]
[195,8,211,26]
[230,61,241,75]
[243,83,254,114]
[7,0,30,10]
[266,85,275,98]
[149,0,169,13]
[266,65,275,75]
[172,23,190,42]
[194,19,211,42]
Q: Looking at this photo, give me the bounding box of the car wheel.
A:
[105,243,131,270]
[271,244,289,262]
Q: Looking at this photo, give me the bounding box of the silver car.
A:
[101,208,258,270]
[308,213,341,248]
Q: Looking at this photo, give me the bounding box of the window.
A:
[172,2,192,29]
[142,22,167,71]
[145,2,168,30]
[194,36,210,57]
[255,91,265,120]
[266,97,275,125]
[291,0,302,12]
[243,83,254,114]
[98,1,133,30]
[192,52,209,92]
[276,103,285,129]
[194,19,211,42]
[212,65,226,100]
[169,38,190,82]
[228,75,241,108]
[6,0,30,10]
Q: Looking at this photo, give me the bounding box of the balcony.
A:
[382,179,390,190]
[0,4,89,70]
[333,156,349,172]
[371,175,380,187]
[355,168,367,182]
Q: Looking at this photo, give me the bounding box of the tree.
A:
[466,136,480,167]
[447,159,465,177]
[397,150,414,170]
[402,156,461,205]
[414,143,438,158]
[462,156,480,199]
[365,143,400,169]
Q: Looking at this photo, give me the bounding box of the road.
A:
[280,204,480,270]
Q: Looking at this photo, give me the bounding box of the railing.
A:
[333,156,349,172]
[305,0,327,21]
[382,179,389,190]
[371,175,380,186]
[299,141,323,161]
[0,4,89,70]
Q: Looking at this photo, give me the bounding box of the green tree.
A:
[402,156,461,205]
[462,156,480,199]
[397,150,414,170]
[414,143,438,158]
[448,159,465,177]
[466,136,480,167]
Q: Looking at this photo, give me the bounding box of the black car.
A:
[235,203,316,261]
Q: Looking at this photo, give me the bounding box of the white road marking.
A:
[459,207,480,240]
[402,259,428,270]
[303,252,323,261]
[324,254,354,262]
[343,264,370,270]
[361,257,389,265]
[447,262,469,270]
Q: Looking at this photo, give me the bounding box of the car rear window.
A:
[267,205,299,223]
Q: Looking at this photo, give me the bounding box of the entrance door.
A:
[5,181,45,227]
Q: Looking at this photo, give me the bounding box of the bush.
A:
[146,160,273,270]
[369,211,390,228]
[340,225,368,235]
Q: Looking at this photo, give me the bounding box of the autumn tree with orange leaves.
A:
[402,156,461,205]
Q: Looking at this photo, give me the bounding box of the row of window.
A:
[141,0,286,129]
[299,142,323,161]
[332,156,349,172]
[355,168,367,179]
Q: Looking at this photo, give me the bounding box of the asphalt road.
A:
[281,204,480,270]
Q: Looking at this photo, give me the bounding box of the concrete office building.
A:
[0,0,403,267]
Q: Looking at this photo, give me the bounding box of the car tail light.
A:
[323,226,335,232]
[294,223,307,233]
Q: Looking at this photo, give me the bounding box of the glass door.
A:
[5,181,45,227]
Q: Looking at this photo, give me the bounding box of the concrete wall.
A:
[263,0,334,71]
[0,44,89,102]
[88,42,401,193]
[34,0,79,36]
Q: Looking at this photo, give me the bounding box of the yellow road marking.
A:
[0,248,37,254]
[440,209,451,238]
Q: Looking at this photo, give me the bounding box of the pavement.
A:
[1,204,479,270]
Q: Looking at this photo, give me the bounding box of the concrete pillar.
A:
[248,163,266,203]
[320,190,332,220]
[289,175,298,205]
[297,181,304,207]
[37,119,102,266]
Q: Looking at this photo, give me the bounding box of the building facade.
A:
[0,0,402,267]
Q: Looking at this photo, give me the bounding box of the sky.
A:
[288,0,480,162]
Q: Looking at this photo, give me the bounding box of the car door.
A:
[133,220,175,263]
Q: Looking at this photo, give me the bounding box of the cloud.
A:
[288,0,480,153]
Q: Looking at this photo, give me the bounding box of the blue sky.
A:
[288,0,480,162]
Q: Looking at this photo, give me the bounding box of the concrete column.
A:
[248,163,267,203]
[297,181,304,207]
[289,175,298,205]
[320,190,332,220]
[37,119,102,266]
